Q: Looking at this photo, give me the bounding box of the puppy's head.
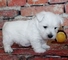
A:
[36,11,64,39]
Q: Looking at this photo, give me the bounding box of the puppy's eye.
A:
[54,27,57,29]
[43,26,47,29]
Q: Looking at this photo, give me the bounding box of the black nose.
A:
[48,34,53,38]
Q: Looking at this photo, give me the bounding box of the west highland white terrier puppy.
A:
[2,11,64,54]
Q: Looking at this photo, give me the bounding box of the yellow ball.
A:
[56,32,66,43]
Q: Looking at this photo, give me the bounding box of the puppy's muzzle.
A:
[48,33,53,38]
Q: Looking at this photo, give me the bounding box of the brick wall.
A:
[0,0,68,60]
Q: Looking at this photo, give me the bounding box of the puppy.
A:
[2,11,63,53]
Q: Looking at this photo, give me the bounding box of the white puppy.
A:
[2,11,63,53]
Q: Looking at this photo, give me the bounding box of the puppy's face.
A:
[36,11,64,39]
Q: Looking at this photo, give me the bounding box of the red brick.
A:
[0,56,2,60]
[65,29,68,35]
[65,3,68,14]
[27,0,48,5]
[64,18,68,34]
[8,0,26,6]
[0,55,26,60]
[0,30,2,36]
[12,55,19,60]
[21,5,64,16]
[28,57,49,60]
[29,57,68,60]
[0,30,2,47]
[0,20,8,29]
[3,44,67,56]
[63,18,68,26]
[0,40,68,55]
[49,0,68,3]
[0,10,18,18]
[49,58,68,60]
[21,7,35,16]
[2,55,13,60]
[36,5,64,14]
[1,55,19,60]
[0,42,2,47]
[0,0,6,7]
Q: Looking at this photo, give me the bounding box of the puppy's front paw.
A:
[42,44,50,50]
[4,47,13,54]
[34,48,46,53]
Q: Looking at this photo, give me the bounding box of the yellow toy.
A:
[56,26,67,43]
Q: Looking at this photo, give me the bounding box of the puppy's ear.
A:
[36,11,45,22]
[57,15,64,25]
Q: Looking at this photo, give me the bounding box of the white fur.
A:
[2,11,63,53]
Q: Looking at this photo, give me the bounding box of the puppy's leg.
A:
[30,40,46,53]
[3,38,13,54]
[41,40,50,50]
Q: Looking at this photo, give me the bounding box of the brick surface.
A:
[27,0,48,5]
[0,30,3,48]
[49,0,68,3]
[0,30,2,36]
[0,20,7,29]
[64,17,68,34]
[0,55,66,60]
[65,3,68,14]
[8,0,26,6]
[0,40,68,56]
[0,10,18,18]
[0,0,6,7]
[21,7,34,16]
[21,5,64,16]
[64,18,68,26]
[2,55,19,60]
[63,18,68,34]
[0,21,4,28]
[65,29,68,35]
[2,55,14,60]
[49,58,68,60]
[28,57,68,60]
[28,57,49,60]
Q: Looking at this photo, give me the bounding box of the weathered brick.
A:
[0,55,26,60]
[12,55,19,60]
[13,47,35,55]
[36,4,64,14]
[1,55,20,60]
[0,20,7,29]
[63,18,68,34]
[49,0,68,3]
[0,30,2,36]
[2,55,14,60]
[65,29,68,35]
[21,7,35,16]
[0,10,18,18]
[27,0,48,5]
[28,57,49,60]
[8,0,26,6]
[0,31,3,47]
[64,18,68,26]
[65,3,68,14]
[0,42,3,48]
[0,39,68,55]
[21,5,64,16]
[0,0,6,7]
[49,58,68,60]
[28,56,68,60]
